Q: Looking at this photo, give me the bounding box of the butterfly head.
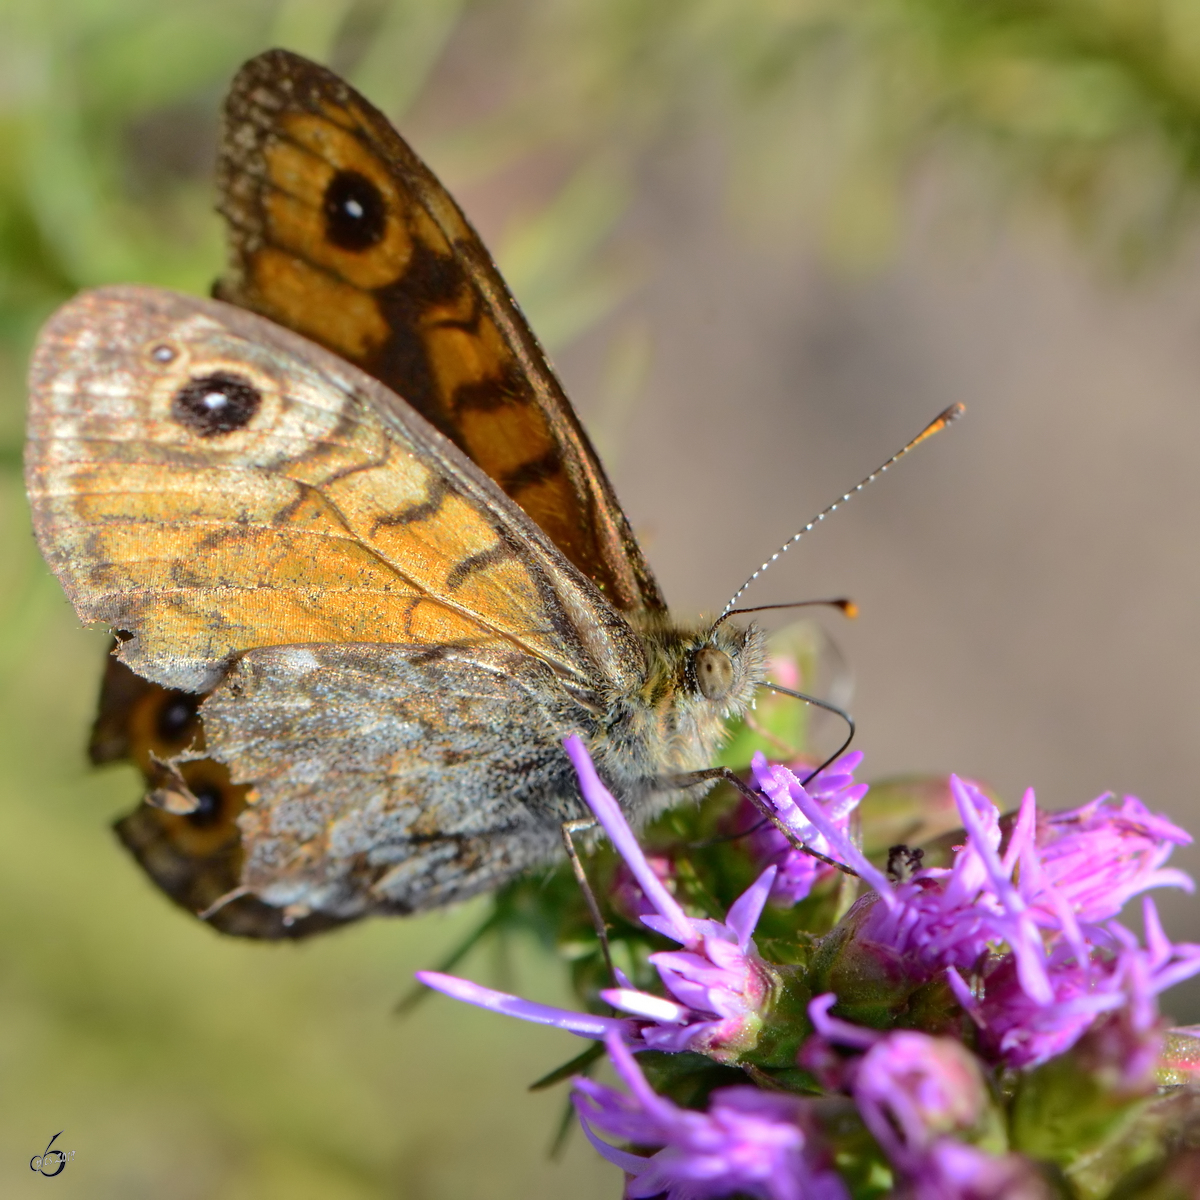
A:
[627,616,767,741]
[595,618,767,814]
[684,622,766,712]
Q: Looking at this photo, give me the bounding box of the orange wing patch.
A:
[216,49,664,614]
[26,287,632,694]
[246,251,389,361]
[264,111,416,291]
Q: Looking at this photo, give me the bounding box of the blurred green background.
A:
[6,1,1200,1196]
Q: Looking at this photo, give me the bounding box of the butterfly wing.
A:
[26,286,644,695]
[26,286,647,926]
[216,48,663,614]
[200,642,583,918]
[89,653,345,936]
[96,636,586,925]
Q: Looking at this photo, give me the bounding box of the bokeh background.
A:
[5,1,1200,1195]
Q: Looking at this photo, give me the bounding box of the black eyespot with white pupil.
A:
[171,372,261,436]
[323,169,387,251]
[694,646,735,700]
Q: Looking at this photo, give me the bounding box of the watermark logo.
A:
[30,1132,74,1177]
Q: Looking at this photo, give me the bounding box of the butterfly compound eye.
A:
[171,372,261,436]
[323,169,387,251]
[694,646,735,700]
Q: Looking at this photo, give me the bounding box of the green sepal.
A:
[1102,1093,1200,1198]
[1009,1047,1155,1184]
[805,904,925,1030]
[806,1096,894,1199]
[1061,1085,1200,1199]
[636,1050,746,1110]
[740,961,815,1070]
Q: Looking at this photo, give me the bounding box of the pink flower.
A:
[780,770,1200,1074]
[738,752,868,905]
[418,738,781,1063]
[573,1032,848,1200]
[569,737,779,1061]
[1026,792,1192,926]
[948,897,1200,1074]
[854,779,1051,1001]
[853,1030,988,1156]
[806,997,1051,1200]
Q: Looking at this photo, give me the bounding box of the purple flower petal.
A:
[571,1032,850,1200]
[415,971,632,1039]
[1029,791,1194,924]
[564,735,695,944]
[853,1029,988,1159]
[950,777,1052,1004]
[576,1105,652,1175]
[1002,788,1038,875]
[605,1030,676,1117]
[726,867,777,948]
[753,755,892,896]
[602,988,690,1024]
[561,738,778,1061]
[808,993,880,1049]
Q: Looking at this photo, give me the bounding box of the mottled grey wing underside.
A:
[201,642,590,917]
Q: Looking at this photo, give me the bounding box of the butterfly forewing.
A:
[216,48,663,614]
[26,286,644,696]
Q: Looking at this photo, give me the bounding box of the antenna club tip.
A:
[838,599,859,620]
[911,402,966,447]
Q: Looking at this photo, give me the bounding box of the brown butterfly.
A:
[24,49,767,938]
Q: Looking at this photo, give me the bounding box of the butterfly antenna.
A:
[714,404,964,625]
[720,598,858,622]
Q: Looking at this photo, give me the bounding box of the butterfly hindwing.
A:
[201,642,583,918]
[90,651,345,936]
[216,48,663,614]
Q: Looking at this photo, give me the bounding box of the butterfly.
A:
[24,49,767,938]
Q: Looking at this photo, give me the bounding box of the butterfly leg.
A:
[196,884,255,921]
[664,767,857,877]
[560,819,616,980]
